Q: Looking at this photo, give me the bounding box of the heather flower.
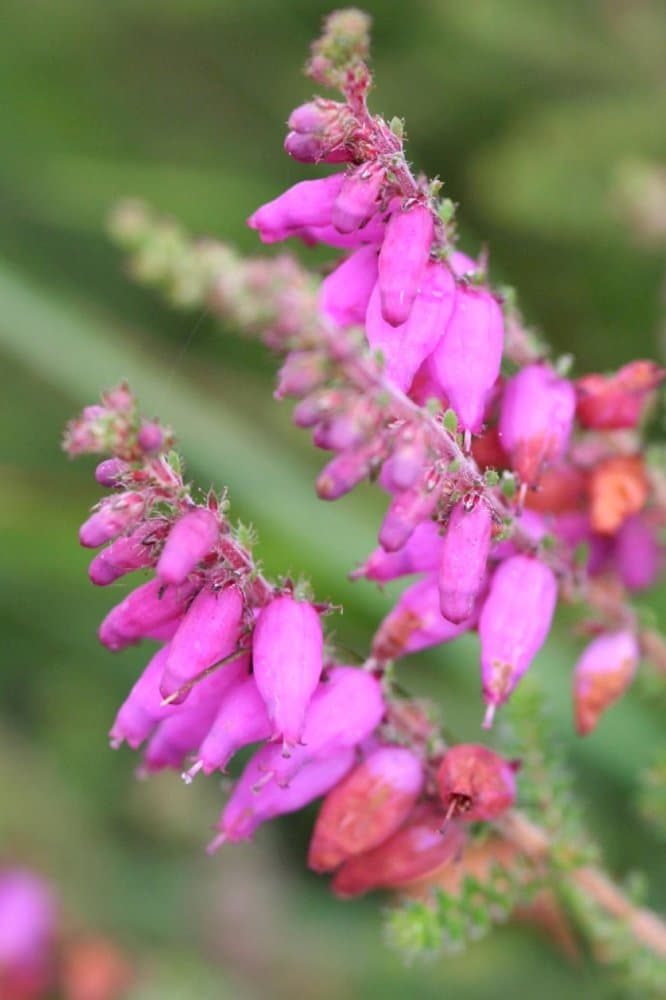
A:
[316,442,381,499]
[576,360,664,430]
[0,868,56,1000]
[588,455,648,535]
[332,162,386,233]
[184,674,271,779]
[382,427,429,492]
[308,746,424,872]
[614,513,662,590]
[247,174,345,243]
[331,802,466,897]
[94,458,128,487]
[436,743,517,822]
[88,519,168,586]
[78,492,144,548]
[136,420,165,452]
[478,555,558,725]
[372,574,477,661]
[284,98,352,164]
[523,462,587,514]
[573,630,640,735]
[429,284,504,434]
[378,469,441,551]
[267,666,385,786]
[318,244,378,329]
[366,260,456,391]
[252,595,324,748]
[499,363,576,486]
[98,578,198,651]
[438,497,493,624]
[353,520,442,582]
[274,350,327,399]
[377,202,434,326]
[209,745,354,847]
[155,507,219,586]
[159,584,244,703]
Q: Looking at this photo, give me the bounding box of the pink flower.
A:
[308,746,424,872]
[247,175,345,243]
[573,630,639,735]
[252,595,324,748]
[438,497,493,624]
[159,584,244,703]
[378,470,441,551]
[210,746,354,846]
[88,520,167,586]
[316,443,380,499]
[429,284,504,433]
[576,360,664,430]
[0,868,56,1000]
[156,508,219,586]
[479,555,558,725]
[319,245,378,329]
[185,674,271,778]
[332,162,386,233]
[94,458,128,487]
[499,363,576,486]
[284,99,352,164]
[353,520,442,582]
[372,574,477,661]
[377,203,434,326]
[437,743,517,821]
[98,578,198,651]
[79,492,144,548]
[366,260,456,390]
[614,514,662,591]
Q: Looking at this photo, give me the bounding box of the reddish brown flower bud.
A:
[576,360,664,430]
[588,455,648,535]
[436,744,517,822]
[573,630,639,735]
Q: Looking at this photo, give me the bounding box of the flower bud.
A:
[316,443,379,500]
[332,162,385,234]
[382,427,429,492]
[354,520,442,582]
[284,130,351,164]
[155,508,219,586]
[247,175,345,243]
[331,803,466,897]
[252,595,324,748]
[159,584,244,703]
[274,350,327,399]
[479,556,558,725]
[378,471,441,551]
[79,492,144,548]
[318,245,378,329]
[438,498,492,624]
[377,203,434,326]
[372,575,476,661]
[308,746,424,872]
[429,285,504,433]
[436,744,517,822]
[614,514,662,591]
[88,520,167,586]
[588,455,648,535]
[185,674,271,778]
[524,462,587,514]
[573,630,639,735]
[0,868,56,1000]
[366,260,455,391]
[210,746,354,846]
[284,99,352,164]
[499,364,576,486]
[94,458,128,487]
[576,360,664,430]
[137,421,165,453]
[98,578,198,651]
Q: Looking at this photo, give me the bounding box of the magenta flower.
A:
[614,513,662,591]
[354,520,442,582]
[378,470,441,551]
[319,245,378,329]
[332,162,386,233]
[479,555,558,725]
[438,497,493,624]
[247,174,345,243]
[316,443,380,500]
[372,574,477,661]
[184,674,272,778]
[252,594,324,748]
[94,457,128,486]
[437,744,517,821]
[156,508,219,586]
[499,363,576,486]
[377,202,434,326]
[573,630,639,735]
[98,578,198,651]
[0,868,56,1000]
[79,492,144,548]
[88,519,168,586]
[429,284,504,434]
[159,584,244,703]
[284,98,352,164]
[209,746,354,847]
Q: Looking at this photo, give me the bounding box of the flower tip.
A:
[206,831,227,855]
[482,702,496,730]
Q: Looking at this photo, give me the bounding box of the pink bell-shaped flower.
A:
[98,578,198,651]
[156,508,219,586]
[438,497,493,624]
[319,245,378,329]
[377,202,434,326]
[573,630,639,735]
[247,174,345,243]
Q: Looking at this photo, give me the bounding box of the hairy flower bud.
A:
[94,458,128,487]
[438,498,493,624]
[331,803,465,897]
[319,245,378,329]
[247,174,345,243]
[378,471,441,551]
[377,203,434,326]
[252,595,324,748]
[499,364,576,486]
[576,360,664,430]
[79,492,144,548]
[436,744,517,822]
[354,520,442,582]
[159,584,244,703]
[316,443,379,499]
[372,574,476,661]
[98,578,198,651]
[284,99,352,164]
[156,508,219,586]
[479,555,557,725]
[210,746,354,847]
[275,350,327,400]
[185,674,271,778]
[308,746,424,872]
[429,285,504,433]
[88,519,167,585]
[332,162,386,233]
[573,630,639,735]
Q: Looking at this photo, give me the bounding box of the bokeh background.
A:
[1,1,665,997]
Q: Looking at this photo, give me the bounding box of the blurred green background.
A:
[1,1,665,997]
